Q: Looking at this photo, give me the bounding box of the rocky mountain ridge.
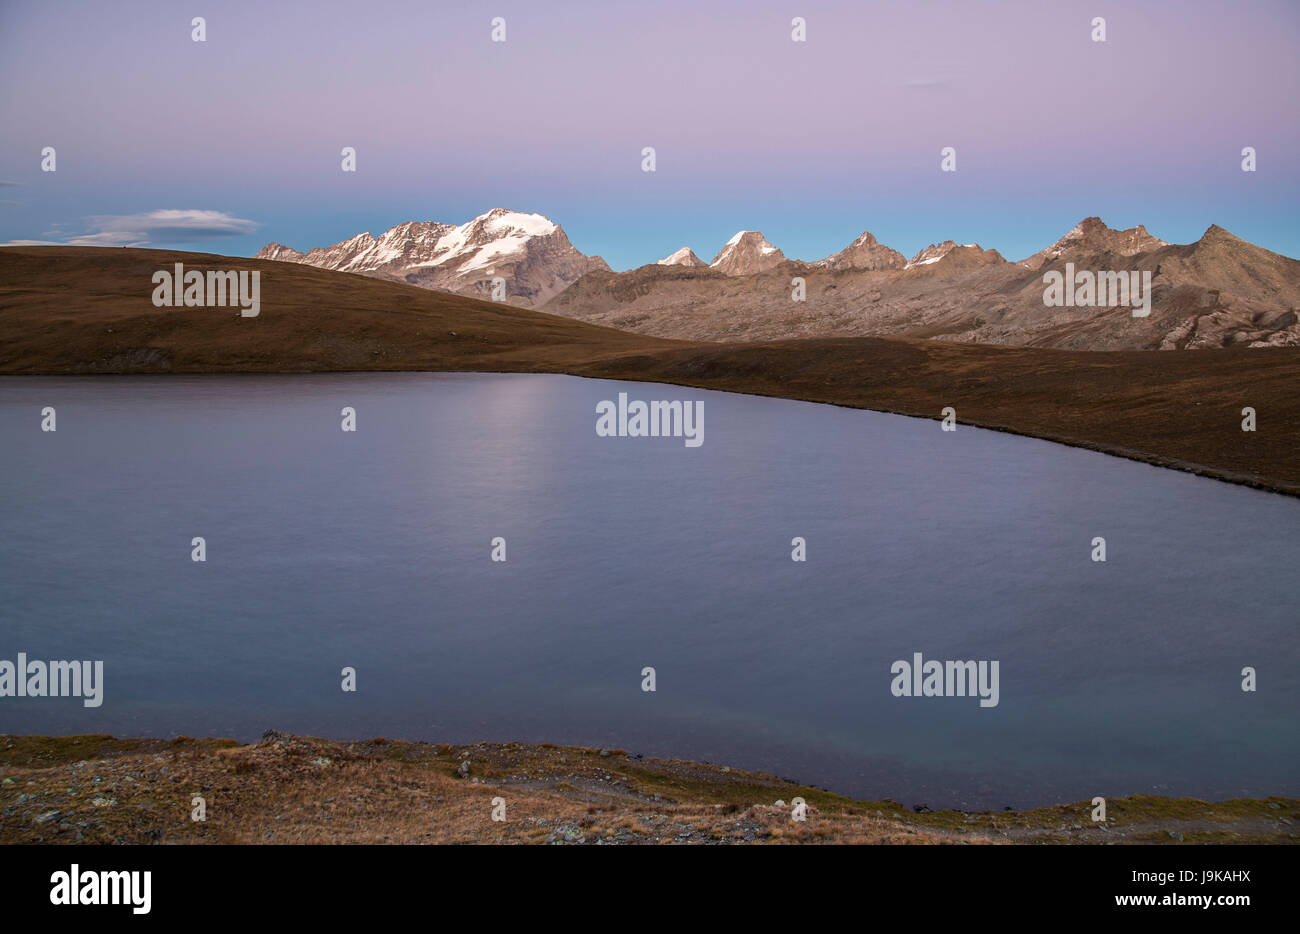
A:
[256,213,1298,349]
[542,219,1299,350]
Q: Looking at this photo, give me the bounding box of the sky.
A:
[1,0,1297,269]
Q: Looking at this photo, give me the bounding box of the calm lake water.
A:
[1,372,1296,809]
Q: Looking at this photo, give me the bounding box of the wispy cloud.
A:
[2,209,258,247]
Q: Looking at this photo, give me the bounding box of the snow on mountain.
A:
[904,241,961,269]
[656,247,706,267]
[255,209,607,306]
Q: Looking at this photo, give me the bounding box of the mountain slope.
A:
[0,245,661,375]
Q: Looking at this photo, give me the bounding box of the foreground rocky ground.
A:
[1,733,1294,845]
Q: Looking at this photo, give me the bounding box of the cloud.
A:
[86,209,258,242]
[1,209,258,247]
[67,231,153,246]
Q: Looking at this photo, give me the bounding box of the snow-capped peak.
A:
[253,208,607,307]
[657,247,706,267]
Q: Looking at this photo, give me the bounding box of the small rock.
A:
[457,760,470,778]
[599,749,611,757]
[35,810,61,823]
[553,824,585,843]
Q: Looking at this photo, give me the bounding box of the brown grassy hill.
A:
[2,246,1298,496]
[0,246,669,374]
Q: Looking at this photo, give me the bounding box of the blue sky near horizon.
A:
[1,0,1297,268]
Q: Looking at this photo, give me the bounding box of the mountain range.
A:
[257,212,1299,351]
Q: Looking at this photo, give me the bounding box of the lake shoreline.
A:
[12,365,1298,500]
[2,732,1294,845]
[3,246,1299,498]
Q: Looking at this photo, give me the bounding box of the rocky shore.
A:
[1,732,1294,845]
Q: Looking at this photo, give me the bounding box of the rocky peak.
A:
[709,231,786,276]
[820,231,907,271]
[255,242,305,262]
[1021,217,1167,267]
